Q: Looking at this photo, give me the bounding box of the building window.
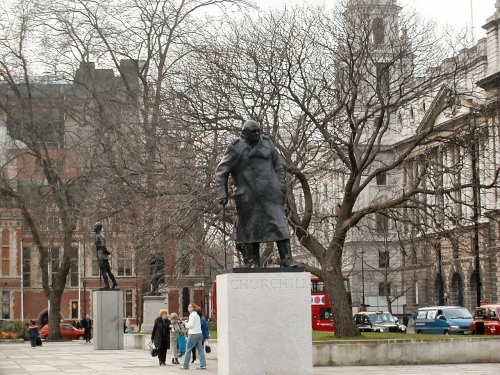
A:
[379,282,391,296]
[23,246,31,287]
[372,18,385,44]
[379,251,390,268]
[376,63,390,95]
[71,300,78,319]
[50,247,60,285]
[117,247,133,276]
[375,213,389,233]
[1,229,10,276]
[1,291,9,318]
[124,290,133,318]
[70,246,78,287]
[376,172,387,186]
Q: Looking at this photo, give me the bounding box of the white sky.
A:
[250,0,496,42]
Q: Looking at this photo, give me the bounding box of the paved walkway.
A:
[0,341,499,374]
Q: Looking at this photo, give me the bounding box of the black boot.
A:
[110,274,118,289]
[246,243,260,268]
[277,240,297,268]
[236,243,249,265]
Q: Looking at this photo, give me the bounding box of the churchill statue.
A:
[215,119,296,268]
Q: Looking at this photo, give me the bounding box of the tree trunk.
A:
[47,292,62,340]
[323,266,360,337]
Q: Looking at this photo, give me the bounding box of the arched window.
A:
[372,18,385,44]
[450,272,464,306]
[435,273,444,305]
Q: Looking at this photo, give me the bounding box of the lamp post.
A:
[470,108,482,307]
[361,248,365,306]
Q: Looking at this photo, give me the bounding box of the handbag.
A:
[36,336,42,346]
[205,343,211,353]
[149,342,158,357]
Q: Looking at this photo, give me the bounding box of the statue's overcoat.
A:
[215,135,290,243]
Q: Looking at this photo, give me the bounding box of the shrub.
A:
[0,320,28,339]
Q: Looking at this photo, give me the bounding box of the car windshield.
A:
[444,308,472,319]
[369,313,395,324]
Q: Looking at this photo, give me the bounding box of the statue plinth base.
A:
[142,295,167,332]
[92,289,124,350]
[216,271,312,375]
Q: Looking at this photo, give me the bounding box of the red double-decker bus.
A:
[311,276,351,332]
[210,275,351,332]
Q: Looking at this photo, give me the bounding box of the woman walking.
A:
[179,303,206,370]
[151,309,171,366]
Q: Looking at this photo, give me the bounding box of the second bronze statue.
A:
[94,222,118,289]
[215,119,296,268]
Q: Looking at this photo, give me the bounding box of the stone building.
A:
[0,60,208,325]
[341,1,500,318]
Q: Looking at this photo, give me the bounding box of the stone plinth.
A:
[217,271,312,375]
[142,295,167,332]
[93,289,124,350]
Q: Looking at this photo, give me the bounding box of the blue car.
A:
[414,306,473,335]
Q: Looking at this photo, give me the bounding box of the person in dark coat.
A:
[27,320,39,348]
[215,119,296,267]
[81,314,92,343]
[151,309,171,366]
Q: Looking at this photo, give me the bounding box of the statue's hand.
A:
[218,197,228,206]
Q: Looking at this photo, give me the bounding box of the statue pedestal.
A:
[142,295,167,332]
[216,271,312,375]
[92,289,123,350]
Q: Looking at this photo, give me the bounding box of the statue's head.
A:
[93,222,103,233]
[241,119,261,145]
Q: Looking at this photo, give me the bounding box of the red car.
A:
[470,304,500,335]
[39,323,85,340]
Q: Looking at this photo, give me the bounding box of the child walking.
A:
[169,313,183,364]
[28,320,39,349]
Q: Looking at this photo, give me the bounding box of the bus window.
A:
[320,308,333,320]
[312,280,325,292]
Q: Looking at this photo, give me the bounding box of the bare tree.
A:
[36,0,252,305]
[0,0,99,340]
[175,0,477,336]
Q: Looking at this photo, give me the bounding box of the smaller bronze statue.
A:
[94,222,118,289]
[215,119,296,268]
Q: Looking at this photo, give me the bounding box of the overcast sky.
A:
[250,0,496,42]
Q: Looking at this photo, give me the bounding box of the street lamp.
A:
[361,248,365,306]
[469,107,482,307]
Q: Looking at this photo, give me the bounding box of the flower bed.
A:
[0,331,18,339]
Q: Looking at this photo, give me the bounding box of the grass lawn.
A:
[204,330,498,342]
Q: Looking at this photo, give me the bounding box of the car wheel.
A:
[77,335,85,340]
[416,330,422,334]
[443,330,450,336]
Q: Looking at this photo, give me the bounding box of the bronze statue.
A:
[215,120,296,268]
[94,222,118,289]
